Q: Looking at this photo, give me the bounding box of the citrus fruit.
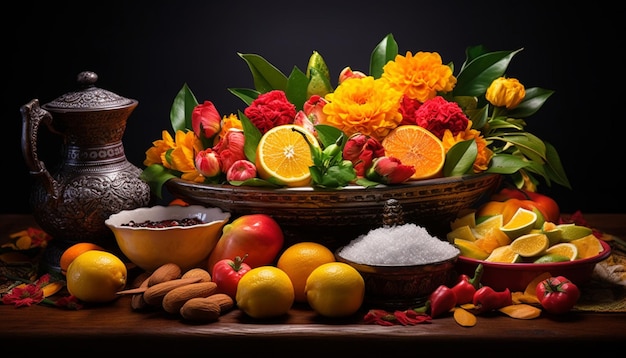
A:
[276,242,336,303]
[446,225,477,242]
[450,210,476,230]
[381,125,445,180]
[541,221,563,246]
[66,250,127,303]
[473,214,504,238]
[60,242,105,275]
[485,245,520,263]
[501,207,537,239]
[533,253,571,263]
[570,234,604,259]
[304,262,365,317]
[235,266,295,319]
[454,238,489,260]
[544,242,578,261]
[509,233,549,257]
[557,224,593,242]
[255,124,319,187]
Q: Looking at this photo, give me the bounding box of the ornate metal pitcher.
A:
[20,71,152,271]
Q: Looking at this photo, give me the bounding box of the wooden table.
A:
[1,213,625,354]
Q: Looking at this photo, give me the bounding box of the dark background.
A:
[5,1,625,215]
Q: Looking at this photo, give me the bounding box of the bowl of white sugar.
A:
[335,223,460,310]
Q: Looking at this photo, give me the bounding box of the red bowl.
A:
[455,240,611,292]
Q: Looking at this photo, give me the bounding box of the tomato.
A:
[206,214,284,273]
[535,276,581,314]
[211,255,251,300]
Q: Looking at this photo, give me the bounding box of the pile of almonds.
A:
[118,263,234,323]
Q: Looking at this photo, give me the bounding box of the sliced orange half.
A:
[381,125,445,180]
[255,124,319,187]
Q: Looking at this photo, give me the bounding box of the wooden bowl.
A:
[165,173,501,250]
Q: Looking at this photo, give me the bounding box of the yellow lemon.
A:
[305,262,364,318]
[485,245,520,263]
[235,266,294,319]
[66,250,127,303]
[472,214,503,238]
[501,207,537,239]
[454,238,490,260]
[450,210,476,230]
[570,234,604,259]
[276,242,336,303]
[545,242,578,261]
[446,225,477,242]
[510,233,549,257]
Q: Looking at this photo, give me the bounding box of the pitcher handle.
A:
[20,99,61,199]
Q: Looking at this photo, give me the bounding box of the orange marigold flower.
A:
[321,77,403,142]
[442,121,493,173]
[214,113,243,145]
[144,130,176,167]
[169,130,205,183]
[381,51,456,103]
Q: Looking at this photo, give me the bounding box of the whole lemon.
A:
[276,242,336,303]
[305,262,365,318]
[66,250,127,303]
[235,266,294,319]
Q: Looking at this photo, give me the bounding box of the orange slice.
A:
[510,233,549,257]
[570,234,604,259]
[255,124,319,187]
[381,125,445,180]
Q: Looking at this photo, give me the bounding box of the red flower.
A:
[342,133,385,177]
[365,157,415,184]
[214,130,246,173]
[244,90,296,134]
[398,96,422,125]
[192,101,222,140]
[2,284,44,307]
[413,96,468,139]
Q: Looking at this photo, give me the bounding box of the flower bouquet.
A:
[140,33,570,246]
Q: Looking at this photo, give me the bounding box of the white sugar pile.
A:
[337,223,460,266]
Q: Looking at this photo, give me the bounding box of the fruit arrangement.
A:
[448,187,605,263]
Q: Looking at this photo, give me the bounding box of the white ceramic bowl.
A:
[105,205,230,272]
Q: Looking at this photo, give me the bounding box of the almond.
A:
[181,268,212,282]
[204,293,235,313]
[148,263,182,286]
[142,277,201,307]
[180,297,221,322]
[131,276,151,311]
[162,281,218,314]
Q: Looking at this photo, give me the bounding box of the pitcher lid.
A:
[43,71,137,111]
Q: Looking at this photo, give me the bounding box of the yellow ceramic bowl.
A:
[105,205,230,272]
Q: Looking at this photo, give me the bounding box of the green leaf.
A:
[486,154,533,174]
[497,132,547,162]
[543,142,572,189]
[170,83,198,132]
[444,139,478,176]
[506,87,555,118]
[355,177,381,188]
[239,111,262,163]
[140,164,178,199]
[228,88,259,106]
[453,49,523,97]
[285,66,309,111]
[315,124,344,148]
[370,33,398,79]
[238,53,288,93]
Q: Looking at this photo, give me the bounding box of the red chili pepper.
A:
[472,286,512,313]
[451,264,483,305]
[428,284,457,318]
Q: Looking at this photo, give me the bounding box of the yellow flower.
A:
[321,76,403,141]
[144,130,175,167]
[214,113,243,145]
[485,77,526,109]
[380,51,456,103]
[442,121,493,173]
[169,130,205,183]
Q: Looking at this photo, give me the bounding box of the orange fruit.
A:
[510,233,549,257]
[381,125,445,180]
[60,242,105,275]
[66,250,127,303]
[255,124,319,187]
[276,242,337,303]
[570,234,604,259]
